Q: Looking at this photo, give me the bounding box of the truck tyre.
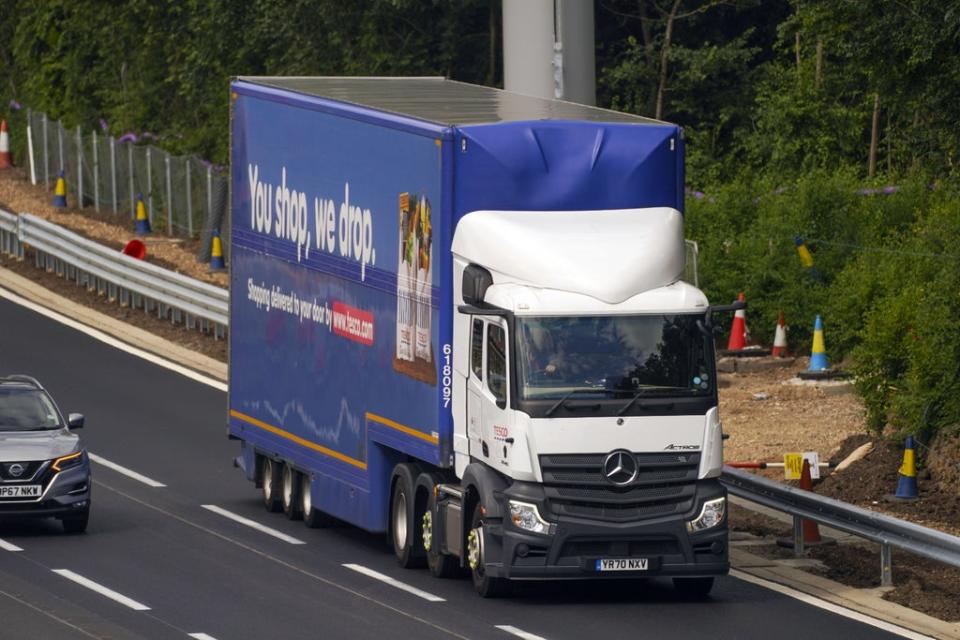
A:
[300,472,336,528]
[282,463,302,520]
[390,465,425,568]
[417,473,459,579]
[468,502,511,598]
[673,577,714,599]
[61,507,90,534]
[261,457,282,513]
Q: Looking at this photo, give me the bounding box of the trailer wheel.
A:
[672,577,714,600]
[282,464,302,520]
[468,502,511,598]
[301,472,336,528]
[261,457,282,513]
[390,465,425,568]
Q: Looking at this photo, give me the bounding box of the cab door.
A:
[466,318,485,453]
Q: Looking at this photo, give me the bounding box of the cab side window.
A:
[471,319,484,380]
[487,324,507,403]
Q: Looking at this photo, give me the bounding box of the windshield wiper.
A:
[616,387,703,415]
[545,388,613,417]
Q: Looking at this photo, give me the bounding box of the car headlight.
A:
[508,500,554,535]
[686,497,726,533]
[52,451,84,472]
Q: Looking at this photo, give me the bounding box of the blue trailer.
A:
[229,77,730,597]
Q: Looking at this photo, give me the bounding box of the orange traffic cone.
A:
[771,311,788,357]
[726,292,748,350]
[0,120,12,169]
[798,459,822,544]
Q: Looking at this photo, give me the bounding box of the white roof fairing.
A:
[451,208,686,305]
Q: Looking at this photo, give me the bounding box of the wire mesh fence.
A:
[23,109,229,264]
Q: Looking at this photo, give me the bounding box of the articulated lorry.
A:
[228,77,733,597]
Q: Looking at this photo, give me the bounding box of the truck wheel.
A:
[673,577,714,599]
[419,475,459,578]
[468,502,511,598]
[301,472,336,528]
[282,464,301,520]
[261,457,282,513]
[390,466,425,568]
[61,507,90,534]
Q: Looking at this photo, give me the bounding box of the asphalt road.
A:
[0,294,911,640]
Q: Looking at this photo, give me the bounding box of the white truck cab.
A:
[441,206,728,596]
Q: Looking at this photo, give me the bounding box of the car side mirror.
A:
[68,413,85,429]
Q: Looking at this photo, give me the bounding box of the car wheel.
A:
[673,577,714,599]
[261,457,282,513]
[62,507,89,534]
[282,464,301,520]
[468,502,511,598]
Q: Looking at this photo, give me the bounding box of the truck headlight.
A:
[686,497,726,533]
[508,500,554,535]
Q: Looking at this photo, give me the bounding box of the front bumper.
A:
[484,479,728,580]
[0,462,91,520]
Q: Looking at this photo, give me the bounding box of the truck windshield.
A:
[517,314,711,402]
[0,388,63,431]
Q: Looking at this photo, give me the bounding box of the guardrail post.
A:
[792,515,805,556]
[185,158,193,237]
[881,543,893,587]
[128,143,135,219]
[146,147,153,223]
[76,125,83,208]
[110,136,117,214]
[165,152,173,236]
[42,113,49,187]
[92,130,100,212]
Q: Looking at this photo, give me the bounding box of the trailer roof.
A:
[236,76,665,127]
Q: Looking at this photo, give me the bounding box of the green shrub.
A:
[688,173,960,437]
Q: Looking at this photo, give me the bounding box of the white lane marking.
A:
[0,538,23,552]
[201,505,306,545]
[731,570,933,640]
[51,569,151,611]
[343,563,446,602]
[188,634,219,640]
[88,453,166,488]
[495,626,548,640]
[0,286,227,392]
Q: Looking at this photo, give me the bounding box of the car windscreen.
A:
[517,314,711,401]
[0,388,63,430]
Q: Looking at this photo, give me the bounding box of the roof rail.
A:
[0,374,43,389]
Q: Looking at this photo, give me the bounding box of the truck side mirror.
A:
[697,298,747,336]
[462,264,493,306]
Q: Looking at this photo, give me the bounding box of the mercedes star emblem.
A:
[602,450,638,486]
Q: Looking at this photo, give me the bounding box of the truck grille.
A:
[539,452,700,523]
